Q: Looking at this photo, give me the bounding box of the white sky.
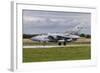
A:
[23,10,91,34]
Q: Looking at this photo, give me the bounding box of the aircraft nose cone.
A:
[75,35,80,38]
[72,35,80,38]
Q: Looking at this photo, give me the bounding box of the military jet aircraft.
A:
[31,33,80,45]
[30,24,84,45]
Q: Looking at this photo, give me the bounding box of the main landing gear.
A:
[58,42,66,46]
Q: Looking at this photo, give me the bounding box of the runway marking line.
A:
[23,44,90,48]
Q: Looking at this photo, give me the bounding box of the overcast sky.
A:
[23,10,91,34]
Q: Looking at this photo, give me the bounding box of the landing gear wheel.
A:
[58,42,61,45]
[63,42,66,45]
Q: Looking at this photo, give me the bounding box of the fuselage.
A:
[31,33,80,45]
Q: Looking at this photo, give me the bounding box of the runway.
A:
[23,44,89,48]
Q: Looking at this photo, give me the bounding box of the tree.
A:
[85,35,91,38]
[23,34,38,39]
[80,33,85,37]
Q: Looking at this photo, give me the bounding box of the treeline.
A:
[79,33,91,38]
[23,34,39,39]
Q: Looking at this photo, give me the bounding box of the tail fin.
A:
[65,23,86,35]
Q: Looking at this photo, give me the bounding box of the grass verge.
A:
[23,45,91,62]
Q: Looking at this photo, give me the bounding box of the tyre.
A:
[58,42,61,45]
[63,42,66,45]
